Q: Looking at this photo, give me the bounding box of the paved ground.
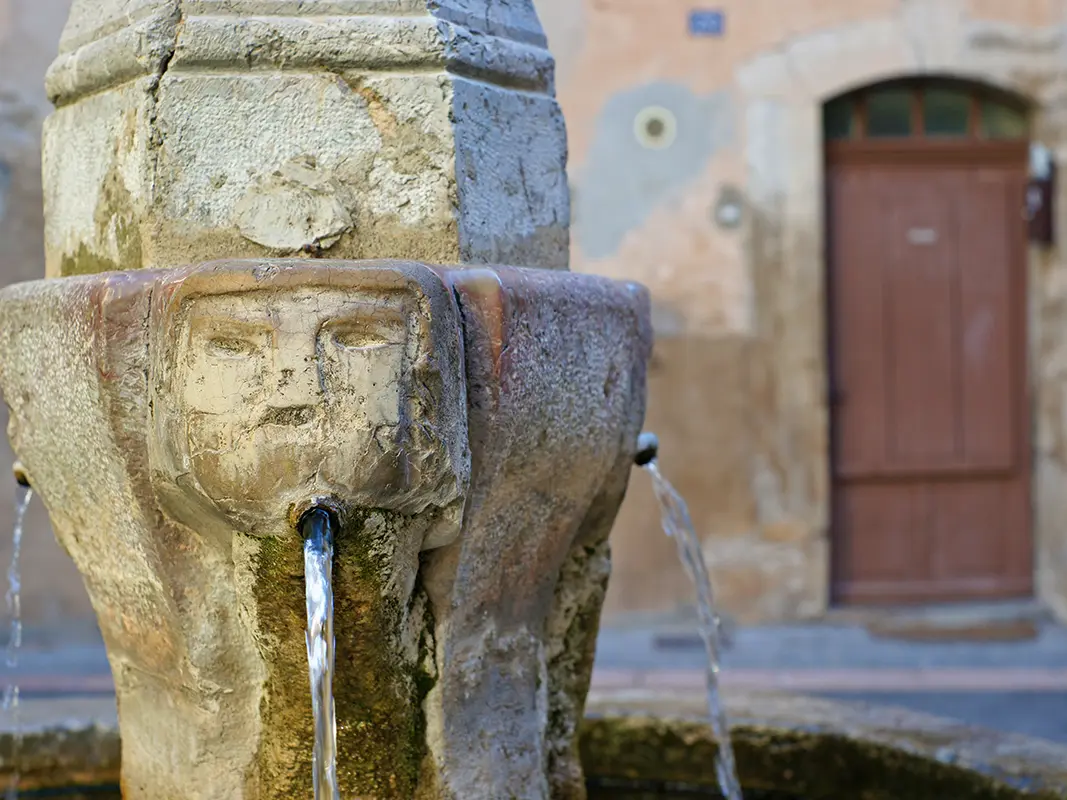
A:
[3,608,1066,744]
[591,609,1067,742]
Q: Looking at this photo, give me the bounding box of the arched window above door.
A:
[824,79,1028,142]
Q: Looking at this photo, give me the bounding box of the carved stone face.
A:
[147,268,469,539]
[181,287,411,516]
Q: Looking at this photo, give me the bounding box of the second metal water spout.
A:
[635,432,659,466]
[11,463,29,489]
[638,436,743,800]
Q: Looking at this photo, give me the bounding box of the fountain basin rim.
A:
[583,688,1067,799]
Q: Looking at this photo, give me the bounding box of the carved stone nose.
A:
[272,360,322,407]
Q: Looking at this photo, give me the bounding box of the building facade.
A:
[4,0,1067,632]
[536,0,1067,623]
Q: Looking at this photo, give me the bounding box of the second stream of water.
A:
[302,507,340,800]
[644,459,744,800]
[4,484,33,800]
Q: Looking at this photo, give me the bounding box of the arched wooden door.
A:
[825,79,1033,605]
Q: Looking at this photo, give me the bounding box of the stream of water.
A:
[644,460,743,800]
[302,507,340,800]
[4,485,32,800]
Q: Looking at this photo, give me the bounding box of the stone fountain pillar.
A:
[43,0,570,276]
[0,2,653,799]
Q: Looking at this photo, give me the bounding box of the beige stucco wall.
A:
[538,0,1067,622]
[0,0,94,636]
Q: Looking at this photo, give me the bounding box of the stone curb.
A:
[591,667,1067,692]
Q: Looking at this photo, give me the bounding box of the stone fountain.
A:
[2,2,1067,800]
[0,1,652,797]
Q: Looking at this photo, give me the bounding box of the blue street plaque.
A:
[688,9,725,37]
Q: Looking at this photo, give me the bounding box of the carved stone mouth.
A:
[260,405,315,427]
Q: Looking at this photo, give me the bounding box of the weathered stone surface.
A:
[11,689,1067,799]
[421,266,650,799]
[0,258,650,799]
[43,0,570,277]
[583,689,1067,799]
[0,260,471,798]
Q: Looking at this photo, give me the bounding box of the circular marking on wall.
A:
[633,106,678,150]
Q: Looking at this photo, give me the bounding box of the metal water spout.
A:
[635,432,660,466]
[11,463,29,489]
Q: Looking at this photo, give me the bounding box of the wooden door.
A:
[827,156,1032,605]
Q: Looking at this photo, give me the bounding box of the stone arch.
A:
[822,72,1034,112]
[823,70,1036,108]
[729,8,1067,619]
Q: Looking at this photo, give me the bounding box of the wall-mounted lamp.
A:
[1031,143,1053,181]
[1028,143,1056,247]
[713,185,745,230]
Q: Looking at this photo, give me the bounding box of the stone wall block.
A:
[43,0,570,275]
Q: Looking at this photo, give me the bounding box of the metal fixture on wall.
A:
[1028,142,1055,246]
[713,185,745,230]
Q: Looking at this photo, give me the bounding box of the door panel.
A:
[928,481,1016,581]
[828,158,1031,605]
[884,173,960,468]
[957,173,1018,470]
[832,170,890,477]
[834,482,931,591]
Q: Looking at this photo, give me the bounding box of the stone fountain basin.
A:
[2,690,1066,799]
[582,689,1067,799]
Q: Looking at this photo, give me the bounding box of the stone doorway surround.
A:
[733,2,1067,621]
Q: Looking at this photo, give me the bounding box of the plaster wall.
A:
[536,0,1067,622]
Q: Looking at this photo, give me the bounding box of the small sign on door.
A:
[906,227,938,246]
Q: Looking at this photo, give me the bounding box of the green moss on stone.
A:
[59,242,123,277]
[247,510,434,799]
[579,716,1064,800]
[58,159,144,276]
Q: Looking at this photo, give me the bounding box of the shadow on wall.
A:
[575,82,734,260]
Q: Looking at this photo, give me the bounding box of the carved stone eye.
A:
[206,336,259,357]
[329,323,398,351]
